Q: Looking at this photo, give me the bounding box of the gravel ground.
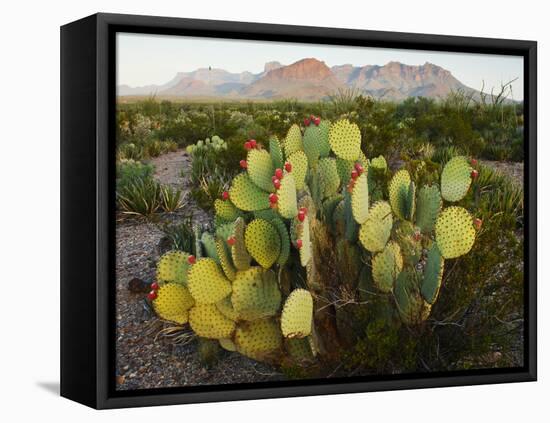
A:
[115,150,284,391]
[480,160,524,185]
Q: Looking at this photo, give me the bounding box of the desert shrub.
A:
[160,185,186,212]
[116,159,154,191]
[117,177,161,217]
[159,217,197,253]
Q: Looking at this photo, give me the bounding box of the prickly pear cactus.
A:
[152,283,195,324]
[281,289,313,338]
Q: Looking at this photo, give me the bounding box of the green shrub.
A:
[117,177,161,218]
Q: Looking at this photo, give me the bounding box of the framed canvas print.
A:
[60,13,537,409]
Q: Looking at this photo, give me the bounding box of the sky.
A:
[117,32,524,100]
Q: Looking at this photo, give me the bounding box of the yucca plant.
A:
[117,178,161,218]
[160,185,186,212]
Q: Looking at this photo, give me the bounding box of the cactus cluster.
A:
[147,118,480,369]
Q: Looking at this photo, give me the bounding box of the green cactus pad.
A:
[189,304,236,339]
[187,258,232,304]
[156,250,191,285]
[435,206,476,259]
[276,172,298,219]
[247,148,276,192]
[201,232,219,262]
[231,267,282,321]
[405,181,416,221]
[351,173,369,224]
[358,201,393,252]
[271,217,291,265]
[215,222,236,244]
[269,136,284,169]
[283,124,303,157]
[322,194,344,223]
[336,153,368,186]
[318,157,341,198]
[317,119,332,157]
[416,185,442,233]
[286,337,314,364]
[394,269,430,325]
[244,219,281,269]
[372,241,403,293]
[229,173,270,211]
[152,283,195,324]
[235,319,282,361]
[287,150,308,190]
[230,217,251,271]
[421,243,445,304]
[328,119,361,161]
[214,198,240,222]
[215,237,237,281]
[216,296,239,321]
[370,155,387,172]
[218,337,237,352]
[395,220,422,266]
[281,289,313,338]
[291,215,311,267]
[389,169,411,220]
[302,125,321,166]
[441,156,472,202]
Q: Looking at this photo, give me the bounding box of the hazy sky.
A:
[117,32,524,100]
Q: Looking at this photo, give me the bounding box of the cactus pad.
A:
[231,267,282,321]
[276,172,298,219]
[421,243,445,304]
[152,283,195,324]
[269,136,284,169]
[286,337,315,364]
[394,269,430,325]
[189,304,236,339]
[230,217,251,271]
[351,173,369,224]
[441,156,472,202]
[328,119,361,161]
[287,150,308,190]
[244,219,281,269]
[389,169,411,220]
[358,201,393,252]
[214,198,240,222]
[156,250,191,285]
[187,258,232,304]
[293,215,312,267]
[247,148,276,192]
[271,217,291,265]
[235,319,282,360]
[370,155,387,172]
[281,289,313,338]
[283,124,303,157]
[317,119,332,157]
[229,173,270,211]
[372,241,403,293]
[336,154,368,186]
[302,125,321,166]
[219,337,237,352]
[318,157,341,198]
[216,296,239,321]
[201,232,219,261]
[416,185,442,233]
[435,206,476,259]
[215,237,236,281]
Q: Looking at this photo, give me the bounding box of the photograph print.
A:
[114,32,525,391]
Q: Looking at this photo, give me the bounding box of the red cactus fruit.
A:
[221,191,229,201]
[297,211,306,222]
[354,163,364,174]
[313,117,321,126]
[150,282,159,291]
[351,169,359,180]
[240,160,248,169]
[249,139,257,149]
[471,169,479,179]
[296,239,303,249]
[310,114,315,121]
[227,236,236,246]
[471,158,478,166]
[299,206,307,214]
[474,218,483,230]
[244,141,252,150]
[147,290,158,300]
[188,255,196,265]
[275,168,283,179]
[304,118,311,126]
[269,193,278,204]
[273,179,281,189]
[285,162,292,172]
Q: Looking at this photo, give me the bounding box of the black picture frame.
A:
[60,12,537,409]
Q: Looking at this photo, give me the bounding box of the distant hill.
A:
[117,58,490,102]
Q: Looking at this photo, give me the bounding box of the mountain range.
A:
[117,58,481,102]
